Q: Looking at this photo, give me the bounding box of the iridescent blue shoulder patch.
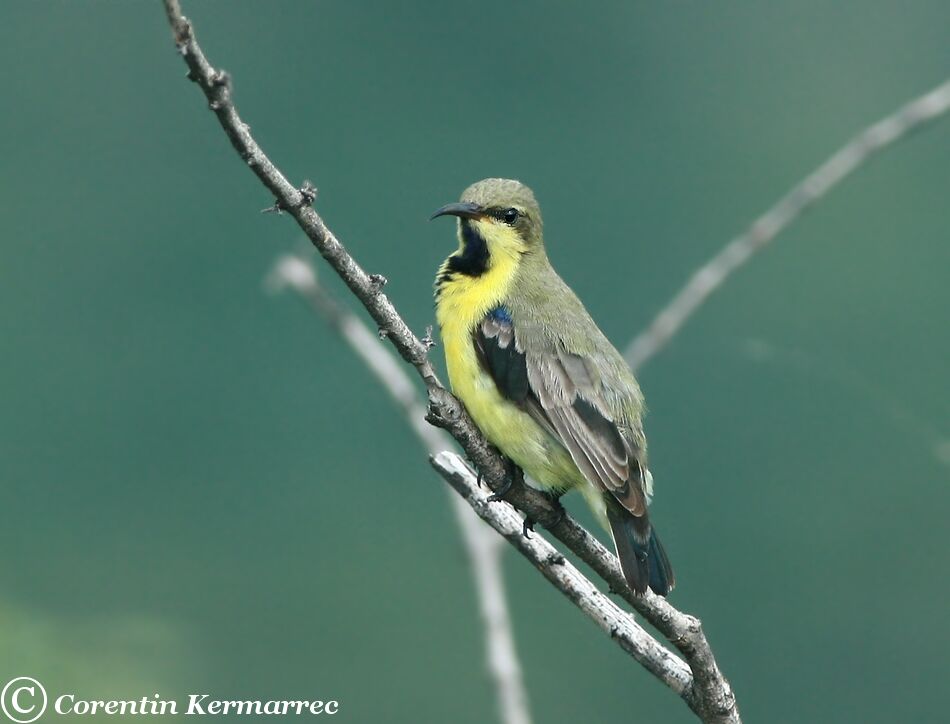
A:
[488,306,513,324]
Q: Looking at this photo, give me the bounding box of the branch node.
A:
[211,69,231,88]
[170,14,194,45]
[369,273,388,291]
[299,180,317,206]
[378,327,389,341]
[173,16,192,56]
[208,99,222,111]
[421,325,437,350]
[261,200,284,215]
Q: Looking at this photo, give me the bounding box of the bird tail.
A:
[604,495,674,596]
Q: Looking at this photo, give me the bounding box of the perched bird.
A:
[431,178,674,596]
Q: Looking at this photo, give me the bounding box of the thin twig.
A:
[624,78,950,371]
[266,254,530,724]
[161,4,738,721]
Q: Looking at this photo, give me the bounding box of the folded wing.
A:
[475,308,647,516]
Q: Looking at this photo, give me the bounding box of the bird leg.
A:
[486,458,523,503]
[521,489,566,538]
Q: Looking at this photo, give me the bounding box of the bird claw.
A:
[487,460,521,502]
[522,517,535,538]
[486,480,511,503]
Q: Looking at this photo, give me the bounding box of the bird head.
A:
[430,179,544,270]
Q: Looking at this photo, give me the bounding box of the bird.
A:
[430,178,674,596]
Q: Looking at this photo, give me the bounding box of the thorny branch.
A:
[161,1,741,720]
[624,78,950,372]
[266,255,530,724]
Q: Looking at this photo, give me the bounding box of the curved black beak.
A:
[429,201,484,221]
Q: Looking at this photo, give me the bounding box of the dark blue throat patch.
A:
[444,221,490,277]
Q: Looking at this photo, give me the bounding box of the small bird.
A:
[431,178,674,596]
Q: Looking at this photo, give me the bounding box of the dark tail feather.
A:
[646,526,675,595]
[605,496,675,597]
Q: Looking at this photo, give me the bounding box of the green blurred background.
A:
[2,2,948,722]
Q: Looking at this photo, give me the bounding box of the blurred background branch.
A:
[625,78,950,371]
[265,253,530,724]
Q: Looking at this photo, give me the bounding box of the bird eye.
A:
[503,208,519,225]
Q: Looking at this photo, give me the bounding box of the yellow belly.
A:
[441,321,583,494]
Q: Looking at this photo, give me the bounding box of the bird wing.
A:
[475,308,647,516]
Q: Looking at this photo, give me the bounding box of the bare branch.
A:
[625,78,950,371]
[161,4,738,721]
[266,254,530,724]
[432,451,693,696]
[162,0,439,387]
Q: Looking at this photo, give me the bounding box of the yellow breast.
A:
[435,225,583,493]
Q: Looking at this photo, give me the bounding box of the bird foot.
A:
[486,460,523,503]
[522,491,565,538]
[486,478,512,503]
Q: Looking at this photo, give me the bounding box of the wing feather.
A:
[474,308,647,516]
